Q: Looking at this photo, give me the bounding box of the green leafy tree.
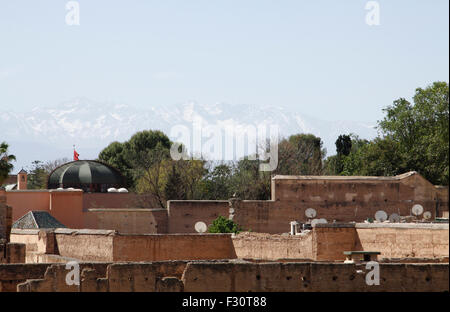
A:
[276,134,326,175]
[378,81,449,185]
[202,163,234,200]
[231,158,271,200]
[98,141,134,188]
[26,160,48,189]
[336,134,352,156]
[0,142,16,185]
[208,216,242,234]
[164,163,186,200]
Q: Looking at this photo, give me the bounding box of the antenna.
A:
[411,204,424,216]
[388,213,400,223]
[375,210,388,222]
[423,211,432,220]
[305,208,317,219]
[194,221,207,233]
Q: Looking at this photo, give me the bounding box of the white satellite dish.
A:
[318,218,327,224]
[389,213,400,223]
[107,188,118,193]
[412,204,424,216]
[375,210,388,222]
[423,211,432,220]
[194,221,207,233]
[305,208,317,219]
[118,188,128,193]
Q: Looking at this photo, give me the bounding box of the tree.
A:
[134,143,171,208]
[208,216,242,234]
[98,141,134,188]
[42,157,71,173]
[201,163,234,200]
[336,134,352,156]
[26,160,48,189]
[0,142,16,185]
[231,158,271,200]
[378,81,449,185]
[164,163,186,200]
[276,134,326,175]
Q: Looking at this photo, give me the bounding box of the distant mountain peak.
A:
[2,98,377,171]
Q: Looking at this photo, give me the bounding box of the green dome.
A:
[47,160,125,192]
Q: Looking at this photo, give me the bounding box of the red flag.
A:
[74,149,79,161]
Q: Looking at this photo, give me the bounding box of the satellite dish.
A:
[423,211,432,220]
[412,204,424,216]
[389,213,400,223]
[305,208,317,219]
[194,221,207,233]
[318,218,327,224]
[118,188,128,193]
[107,188,118,193]
[375,210,388,222]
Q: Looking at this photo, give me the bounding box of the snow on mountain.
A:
[1,98,377,172]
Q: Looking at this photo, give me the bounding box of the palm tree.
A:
[0,142,16,185]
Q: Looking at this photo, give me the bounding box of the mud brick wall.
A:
[232,232,314,260]
[112,234,237,262]
[167,200,229,233]
[355,223,449,258]
[14,261,450,292]
[84,208,168,234]
[0,189,12,243]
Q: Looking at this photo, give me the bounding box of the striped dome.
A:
[47,160,124,192]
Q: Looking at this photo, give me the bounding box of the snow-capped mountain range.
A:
[1,98,378,172]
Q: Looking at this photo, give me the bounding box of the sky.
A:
[0,0,448,123]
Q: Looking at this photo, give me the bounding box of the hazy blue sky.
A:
[0,1,448,122]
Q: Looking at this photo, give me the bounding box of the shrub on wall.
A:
[208,216,242,234]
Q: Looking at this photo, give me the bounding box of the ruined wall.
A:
[10,229,53,255]
[84,208,168,234]
[313,225,357,261]
[232,232,314,260]
[167,200,229,233]
[355,223,449,259]
[13,261,450,292]
[165,172,445,235]
[0,263,51,292]
[0,190,12,242]
[1,190,26,264]
[54,229,115,262]
[10,225,449,264]
[113,234,236,262]
[271,174,438,224]
[36,230,237,262]
[435,186,449,217]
